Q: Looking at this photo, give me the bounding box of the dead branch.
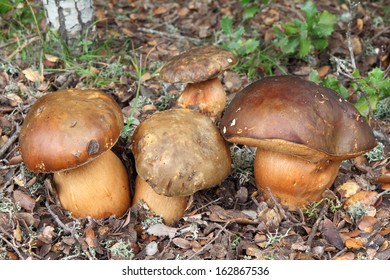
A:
[0,123,20,159]
[306,202,329,249]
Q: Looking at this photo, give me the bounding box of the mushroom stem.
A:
[177,77,227,120]
[132,176,188,225]
[254,149,341,210]
[53,150,131,219]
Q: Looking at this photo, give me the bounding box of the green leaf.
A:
[0,0,12,14]
[283,20,302,35]
[354,95,379,117]
[311,38,329,50]
[368,68,384,81]
[221,16,233,35]
[308,70,320,83]
[240,0,254,5]
[299,37,311,57]
[301,1,317,24]
[279,37,300,54]
[322,77,350,99]
[232,26,245,41]
[315,11,337,36]
[243,5,259,20]
[244,39,260,54]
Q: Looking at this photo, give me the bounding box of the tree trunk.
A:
[42,0,95,53]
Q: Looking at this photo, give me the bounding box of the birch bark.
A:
[42,0,95,52]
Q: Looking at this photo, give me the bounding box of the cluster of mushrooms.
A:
[18,45,377,225]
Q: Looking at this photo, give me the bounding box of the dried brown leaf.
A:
[344,191,378,209]
[336,181,360,200]
[334,252,355,260]
[13,222,22,242]
[357,216,377,233]
[321,217,344,250]
[172,237,192,249]
[13,190,35,212]
[22,67,43,83]
[146,223,177,239]
[345,238,364,250]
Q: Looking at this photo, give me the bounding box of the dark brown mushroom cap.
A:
[19,89,123,173]
[132,108,231,197]
[159,45,237,84]
[220,75,377,162]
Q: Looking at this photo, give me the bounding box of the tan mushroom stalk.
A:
[132,108,231,225]
[19,89,131,219]
[159,45,237,120]
[220,75,377,209]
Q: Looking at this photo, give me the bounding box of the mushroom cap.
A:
[19,89,123,173]
[220,75,377,162]
[159,45,237,84]
[132,108,231,197]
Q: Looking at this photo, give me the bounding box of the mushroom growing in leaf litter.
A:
[159,45,237,120]
[132,108,231,225]
[19,89,131,219]
[220,75,377,209]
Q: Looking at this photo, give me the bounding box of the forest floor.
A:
[0,0,389,260]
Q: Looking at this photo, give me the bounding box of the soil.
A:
[0,0,389,260]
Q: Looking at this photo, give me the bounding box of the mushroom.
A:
[159,45,237,120]
[19,89,131,219]
[220,75,377,209]
[132,108,231,225]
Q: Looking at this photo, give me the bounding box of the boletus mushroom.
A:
[132,108,231,225]
[220,75,377,209]
[159,45,237,120]
[19,89,131,219]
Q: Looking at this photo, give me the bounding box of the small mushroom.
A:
[132,108,231,224]
[220,75,377,209]
[19,89,131,219]
[159,45,237,120]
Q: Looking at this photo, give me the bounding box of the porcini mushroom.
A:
[220,75,377,209]
[159,45,237,120]
[132,108,231,225]
[19,89,131,219]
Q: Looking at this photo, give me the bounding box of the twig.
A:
[6,36,40,61]
[346,0,358,70]
[137,27,202,44]
[0,123,20,159]
[0,225,26,260]
[331,247,348,259]
[45,201,94,260]
[187,222,230,260]
[306,202,329,249]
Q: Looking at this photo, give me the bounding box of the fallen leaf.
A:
[379,227,390,237]
[146,223,177,239]
[172,237,192,249]
[334,252,355,260]
[13,222,22,242]
[345,238,364,250]
[146,241,158,256]
[22,67,43,83]
[153,6,167,15]
[208,205,258,224]
[336,181,360,200]
[344,191,378,209]
[321,217,344,250]
[358,216,377,233]
[13,190,35,212]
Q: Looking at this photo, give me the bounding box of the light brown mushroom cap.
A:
[132,108,231,197]
[220,75,377,162]
[19,89,123,173]
[159,45,237,84]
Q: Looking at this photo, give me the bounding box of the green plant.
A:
[309,68,390,117]
[219,1,285,77]
[303,198,342,219]
[230,235,241,250]
[273,0,337,58]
